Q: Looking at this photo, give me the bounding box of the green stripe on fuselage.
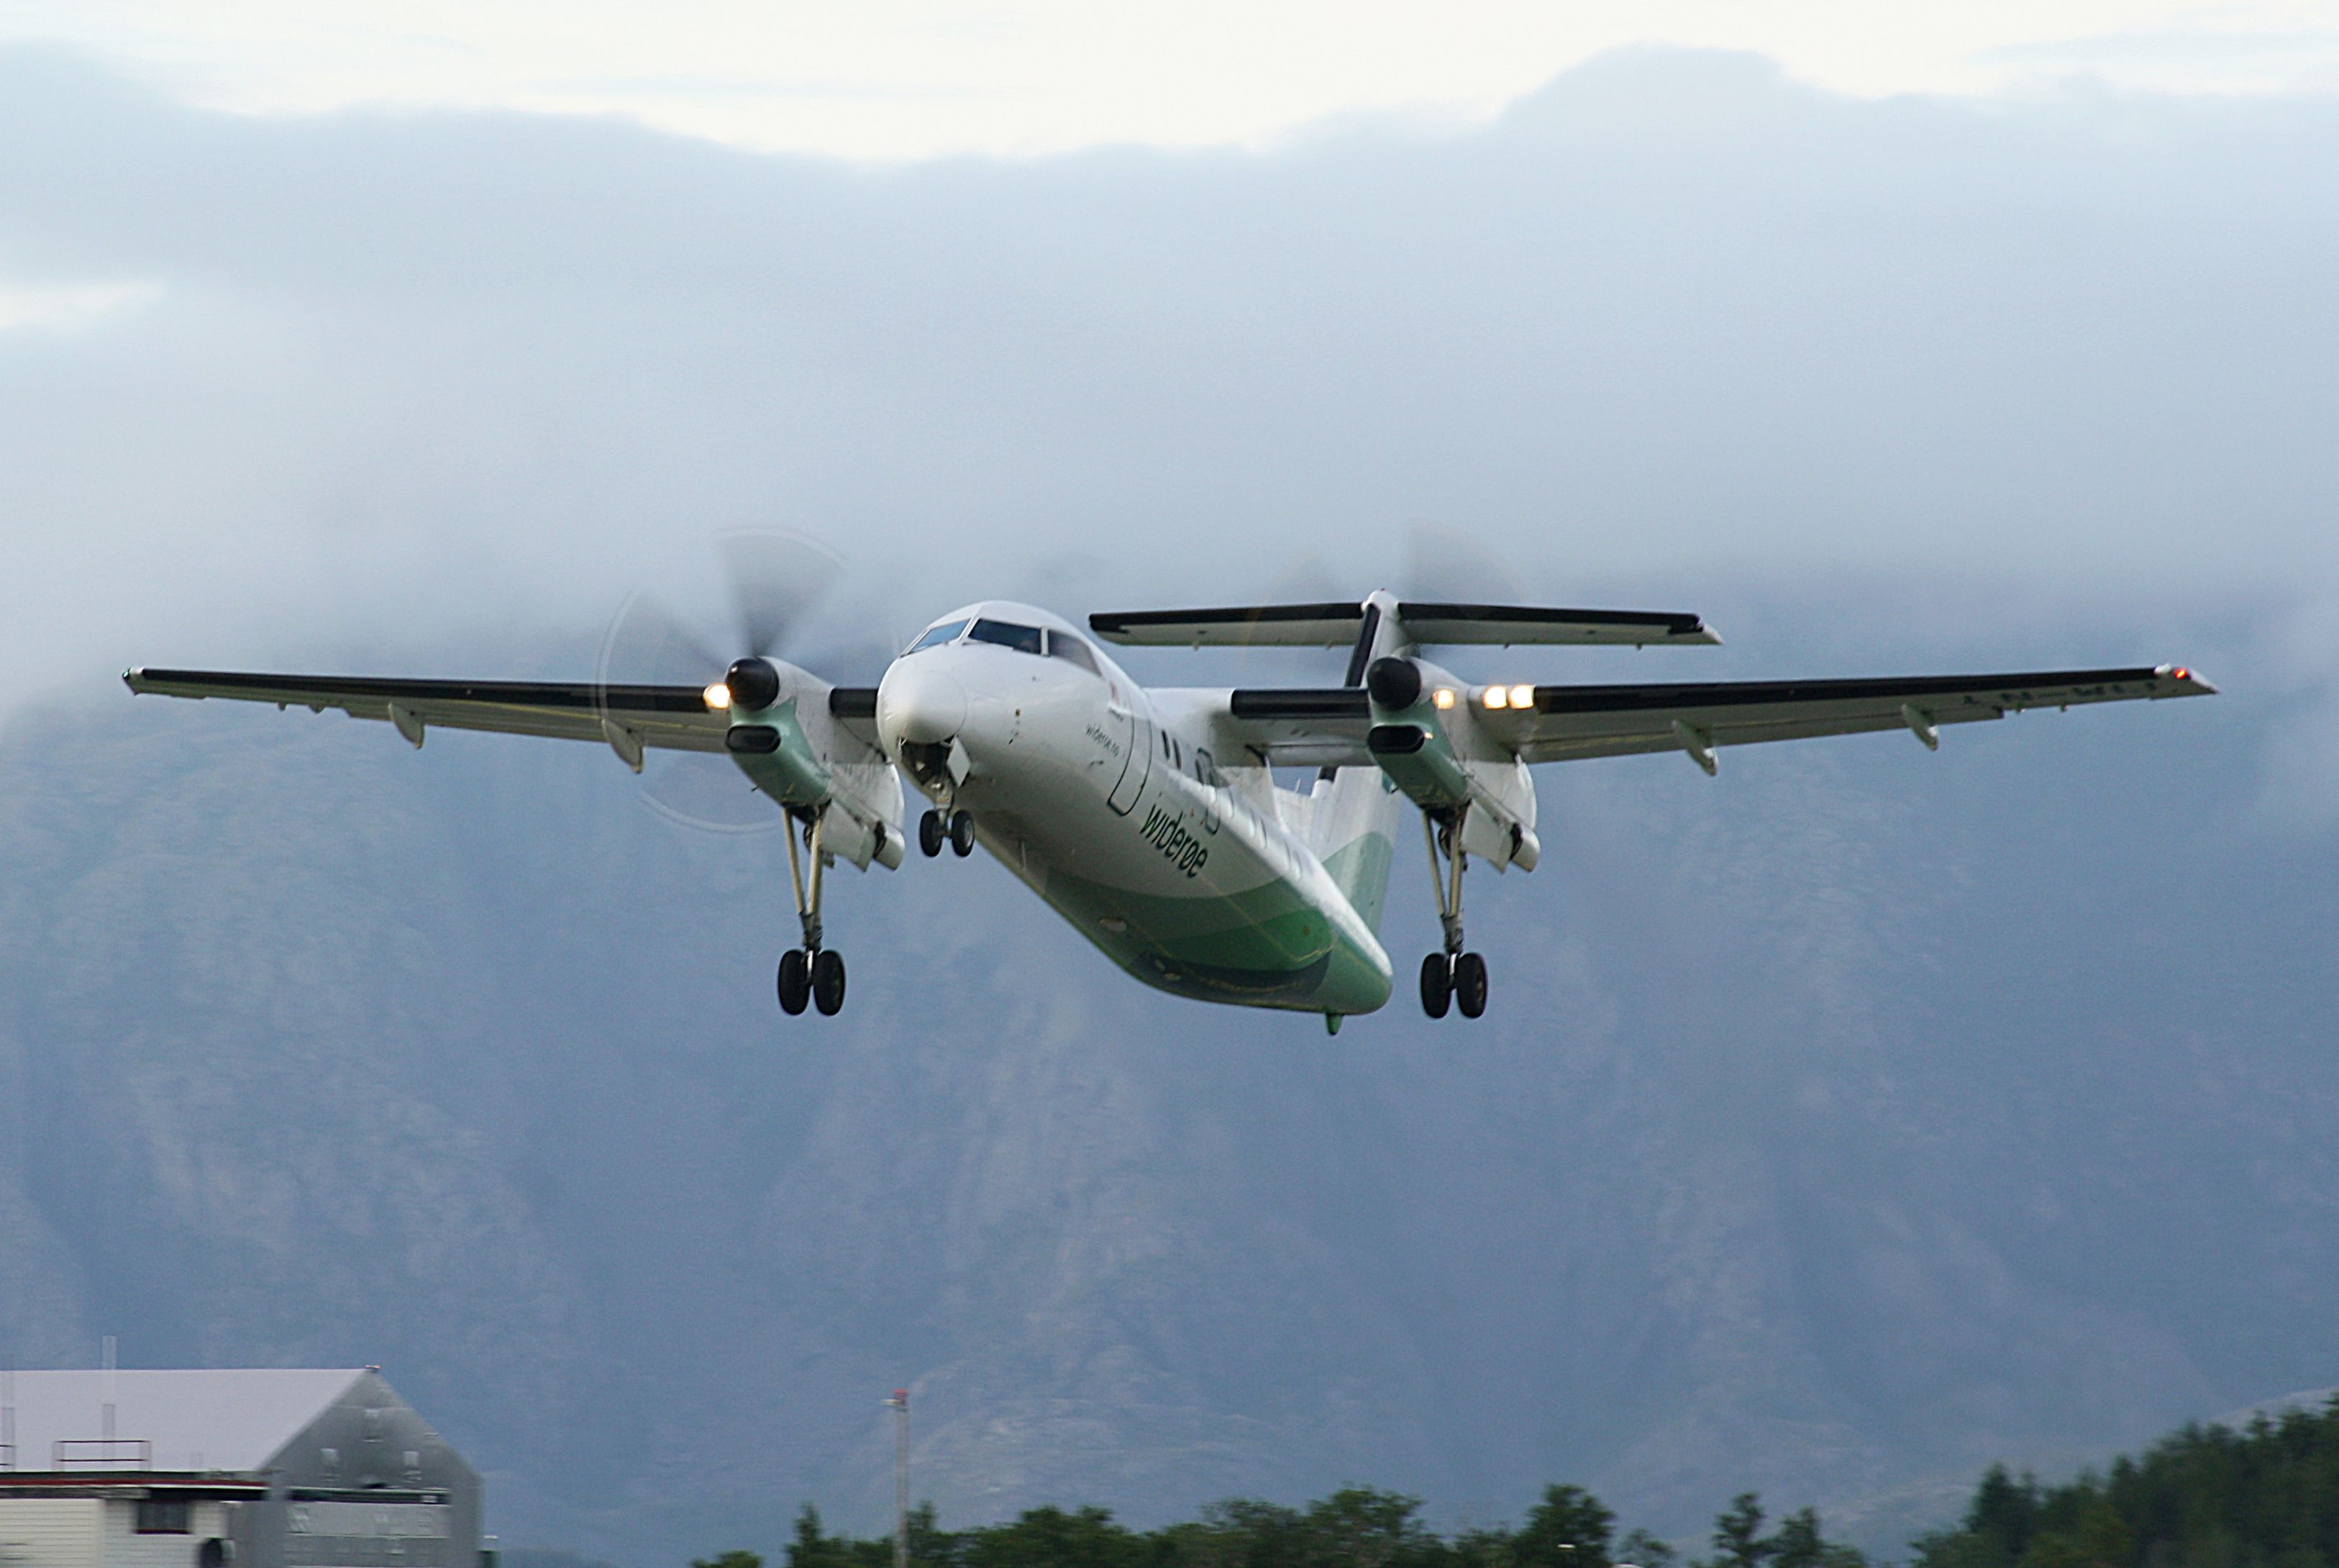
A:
[1035,862,1390,1015]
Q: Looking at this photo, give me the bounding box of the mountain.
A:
[0,597,2327,1567]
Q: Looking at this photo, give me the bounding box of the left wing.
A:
[1208,665,2211,767]
[124,667,888,754]
[1493,665,2212,764]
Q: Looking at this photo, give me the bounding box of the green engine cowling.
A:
[1363,656,1472,810]
[724,696,831,806]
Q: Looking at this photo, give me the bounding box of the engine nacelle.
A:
[1364,655,1540,870]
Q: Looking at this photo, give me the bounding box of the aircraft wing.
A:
[1494,665,2212,763]
[126,667,735,754]
[1218,665,2212,767]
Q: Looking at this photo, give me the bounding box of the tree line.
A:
[691,1482,1866,1568]
[691,1397,2339,1568]
[1910,1398,2339,1568]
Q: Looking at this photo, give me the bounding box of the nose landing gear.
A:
[1419,808,1490,1020]
[778,806,850,1018]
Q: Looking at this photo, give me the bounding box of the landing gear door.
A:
[1107,708,1153,816]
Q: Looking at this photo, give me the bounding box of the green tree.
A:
[1299,1487,1438,1568]
[1709,1495,1773,1568]
[961,1504,1141,1568]
[1766,1508,1862,1568]
[1514,1485,1617,1568]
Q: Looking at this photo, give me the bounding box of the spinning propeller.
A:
[593,529,843,832]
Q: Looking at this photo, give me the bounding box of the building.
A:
[0,1367,480,1567]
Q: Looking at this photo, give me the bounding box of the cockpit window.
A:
[1045,631,1101,675]
[908,619,967,653]
[967,619,1044,655]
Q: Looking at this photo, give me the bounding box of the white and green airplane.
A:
[126,591,2212,1030]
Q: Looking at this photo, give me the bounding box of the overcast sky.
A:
[0,10,2333,824]
[3,1,2338,158]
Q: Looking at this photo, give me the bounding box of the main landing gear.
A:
[778,807,847,1017]
[917,806,975,858]
[1418,808,1490,1020]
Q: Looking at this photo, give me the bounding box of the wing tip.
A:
[2160,664,2218,696]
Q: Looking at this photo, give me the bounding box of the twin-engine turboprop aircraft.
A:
[126,591,2212,1030]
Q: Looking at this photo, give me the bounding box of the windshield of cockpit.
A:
[905,617,1104,675]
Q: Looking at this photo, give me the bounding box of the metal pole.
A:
[888,1388,909,1568]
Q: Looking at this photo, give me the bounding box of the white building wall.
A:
[98,1496,232,1567]
[0,1497,104,1568]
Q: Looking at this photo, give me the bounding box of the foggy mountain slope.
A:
[0,597,2326,1566]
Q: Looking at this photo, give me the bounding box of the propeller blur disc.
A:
[720,529,842,660]
[594,583,777,835]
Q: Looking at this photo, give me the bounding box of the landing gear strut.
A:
[778,806,847,1017]
[1420,808,1489,1019]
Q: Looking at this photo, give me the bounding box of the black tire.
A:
[1454,952,1488,1018]
[811,948,847,1016]
[948,808,975,857]
[777,948,811,1015]
[918,809,944,857]
[1419,952,1453,1018]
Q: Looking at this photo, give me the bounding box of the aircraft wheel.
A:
[777,948,811,1016]
[1454,952,1489,1018]
[811,949,847,1016]
[918,809,945,857]
[948,809,975,857]
[1419,952,1453,1019]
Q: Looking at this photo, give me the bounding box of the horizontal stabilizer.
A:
[1089,601,1717,648]
[1090,602,1371,647]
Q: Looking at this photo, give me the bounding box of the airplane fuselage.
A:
[872,602,1394,1015]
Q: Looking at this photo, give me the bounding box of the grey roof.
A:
[0,1369,367,1474]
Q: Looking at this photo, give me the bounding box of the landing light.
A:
[703,683,731,711]
[1433,688,1455,710]
[1510,683,1533,709]
[1482,685,1508,709]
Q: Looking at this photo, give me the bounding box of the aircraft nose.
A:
[877,660,970,749]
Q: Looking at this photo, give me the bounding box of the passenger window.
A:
[908,620,967,652]
[967,619,1044,655]
[1044,631,1101,675]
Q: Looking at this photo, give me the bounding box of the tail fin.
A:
[1305,592,1408,934]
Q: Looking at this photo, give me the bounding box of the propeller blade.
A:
[596,589,726,693]
[721,529,842,660]
[1402,519,1530,604]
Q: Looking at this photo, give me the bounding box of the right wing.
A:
[123,667,886,755]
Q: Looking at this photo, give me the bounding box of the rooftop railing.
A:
[52,1439,152,1470]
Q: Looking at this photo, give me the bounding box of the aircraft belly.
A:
[982,760,1390,1015]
